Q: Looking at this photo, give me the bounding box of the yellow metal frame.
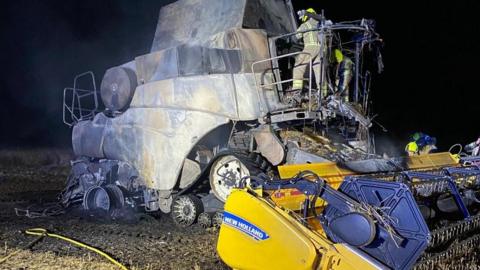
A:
[406,152,459,170]
[278,152,459,180]
[217,189,384,270]
[272,152,459,211]
[217,153,460,270]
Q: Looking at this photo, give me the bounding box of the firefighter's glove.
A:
[297,10,306,20]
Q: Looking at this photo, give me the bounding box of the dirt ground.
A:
[5,150,480,270]
[0,150,228,270]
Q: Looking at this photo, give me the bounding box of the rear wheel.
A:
[209,155,251,202]
[209,152,271,202]
[171,195,203,227]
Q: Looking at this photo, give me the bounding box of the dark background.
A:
[0,0,479,155]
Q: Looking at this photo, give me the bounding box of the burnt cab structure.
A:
[62,0,383,226]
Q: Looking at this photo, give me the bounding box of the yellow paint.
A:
[406,152,459,169]
[271,152,459,212]
[271,162,355,211]
[278,162,354,188]
[217,189,382,270]
[218,152,461,270]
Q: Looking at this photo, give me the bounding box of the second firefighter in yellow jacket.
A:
[334,49,353,102]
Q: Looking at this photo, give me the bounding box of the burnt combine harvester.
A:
[61,0,382,225]
[60,0,480,267]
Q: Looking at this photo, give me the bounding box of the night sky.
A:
[0,0,479,155]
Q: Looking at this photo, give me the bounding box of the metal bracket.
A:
[403,171,471,219]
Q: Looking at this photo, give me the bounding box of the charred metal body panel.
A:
[72,0,295,193]
[150,0,295,52]
[64,0,382,221]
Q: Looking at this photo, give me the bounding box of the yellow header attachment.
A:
[274,152,459,211]
[217,189,384,270]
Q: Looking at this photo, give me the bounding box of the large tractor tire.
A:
[209,151,270,202]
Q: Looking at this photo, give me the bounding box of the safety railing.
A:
[63,71,99,127]
[251,51,313,113]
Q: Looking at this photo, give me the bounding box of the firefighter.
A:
[334,49,353,102]
[417,134,437,155]
[405,132,437,156]
[290,8,321,100]
[405,140,419,156]
[406,132,423,156]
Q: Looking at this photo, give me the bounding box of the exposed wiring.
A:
[0,228,128,270]
[14,203,65,218]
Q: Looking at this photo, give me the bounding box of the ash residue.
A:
[0,153,227,270]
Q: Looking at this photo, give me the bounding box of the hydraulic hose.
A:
[0,228,128,270]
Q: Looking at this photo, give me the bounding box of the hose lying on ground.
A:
[0,228,128,270]
[0,231,44,264]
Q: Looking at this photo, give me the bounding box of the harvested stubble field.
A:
[0,149,228,270]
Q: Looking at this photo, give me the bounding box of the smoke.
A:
[373,132,406,158]
[1,0,480,151]
[0,0,169,148]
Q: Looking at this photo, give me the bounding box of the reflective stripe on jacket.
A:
[336,57,353,91]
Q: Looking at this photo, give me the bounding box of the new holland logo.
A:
[222,211,270,241]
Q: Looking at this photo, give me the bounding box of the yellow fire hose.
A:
[0,228,128,270]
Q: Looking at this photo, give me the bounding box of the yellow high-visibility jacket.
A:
[405,141,419,156]
[295,18,319,46]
